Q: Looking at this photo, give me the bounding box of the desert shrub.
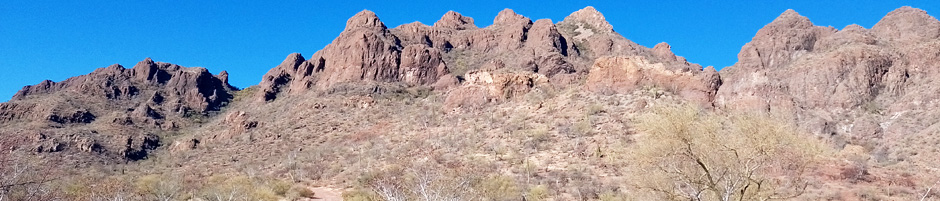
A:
[629,104,826,201]
[135,174,183,201]
[61,175,137,200]
[478,175,521,201]
[524,127,551,151]
[198,175,280,201]
[231,85,258,103]
[343,188,378,201]
[267,179,292,196]
[286,185,316,199]
[526,185,550,201]
[598,190,628,201]
[587,104,606,115]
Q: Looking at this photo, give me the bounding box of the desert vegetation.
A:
[2,86,931,200]
[4,4,940,201]
[627,105,826,200]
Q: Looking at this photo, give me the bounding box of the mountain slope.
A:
[1,5,940,201]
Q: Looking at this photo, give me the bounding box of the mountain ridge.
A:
[2,6,940,200]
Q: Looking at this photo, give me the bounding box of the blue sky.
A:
[1,1,938,101]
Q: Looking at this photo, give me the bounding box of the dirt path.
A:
[308,187,344,201]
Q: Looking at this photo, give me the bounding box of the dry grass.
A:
[2,80,938,200]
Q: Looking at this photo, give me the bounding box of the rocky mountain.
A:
[2,5,940,201]
[0,58,235,161]
[718,6,940,169]
[258,6,718,111]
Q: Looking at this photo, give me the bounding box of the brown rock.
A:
[493,8,531,27]
[443,67,548,111]
[260,7,710,105]
[259,11,459,101]
[716,7,940,167]
[562,6,614,33]
[434,11,477,30]
[585,56,720,106]
[399,44,451,85]
[556,6,685,72]
[652,42,677,61]
[345,10,387,30]
[491,9,532,52]
[526,19,567,55]
[871,6,940,43]
[222,111,258,135]
[5,58,235,124]
[727,9,836,72]
[120,133,160,161]
[258,53,316,100]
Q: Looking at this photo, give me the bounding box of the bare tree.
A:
[367,161,480,201]
[0,152,58,201]
[922,168,940,201]
[630,105,823,201]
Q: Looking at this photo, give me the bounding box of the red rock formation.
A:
[443,63,549,111]
[6,58,234,123]
[716,7,940,159]
[260,7,715,104]
[259,10,458,101]
[586,56,721,106]
[0,58,234,161]
[434,11,477,30]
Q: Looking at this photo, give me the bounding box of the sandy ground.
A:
[307,187,343,201]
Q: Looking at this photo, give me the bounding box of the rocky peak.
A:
[346,10,387,30]
[135,57,155,67]
[526,19,566,54]
[652,42,676,60]
[5,58,235,128]
[766,9,814,29]
[872,6,940,41]
[434,11,477,30]
[279,53,306,70]
[730,9,836,71]
[562,6,614,33]
[842,24,867,32]
[493,8,531,27]
[216,71,229,84]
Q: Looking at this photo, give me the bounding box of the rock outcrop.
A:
[586,56,721,106]
[716,7,940,164]
[0,58,235,161]
[434,11,477,30]
[259,10,458,101]
[262,7,713,107]
[9,58,235,118]
[443,66,549,111]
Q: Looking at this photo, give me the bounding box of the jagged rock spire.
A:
[766,9,814,29]
[345,10,386,30]
[562,6,614,33]
[434,11,477,30]
[493,8,531,26]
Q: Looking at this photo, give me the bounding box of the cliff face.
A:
[717,7,940,164]
[257,7,720,112]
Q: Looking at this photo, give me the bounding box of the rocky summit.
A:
[3,5,940,201]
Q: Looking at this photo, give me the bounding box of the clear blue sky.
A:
[2,1,938,101]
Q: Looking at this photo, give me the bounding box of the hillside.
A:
[2,6,940,201]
